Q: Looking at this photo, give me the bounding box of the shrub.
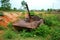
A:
[3,30,17,39]
[44,16,59,26]
[35,24,51,37]
[44,18,52,26]
[51,29,60,40]
[20,29,35,37]
[19,24,51,37]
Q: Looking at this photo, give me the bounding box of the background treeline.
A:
[0,0,19,11]
[0,0,60,12]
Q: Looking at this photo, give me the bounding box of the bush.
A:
[20,29,35,37]
[44,16,59,26]
[35,24,51,37]
[3,30,17,39]
[51,29,60,40]
[19,24,51,37]
[44,18,52,26]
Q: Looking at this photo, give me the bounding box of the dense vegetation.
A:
[0,0,60,40]
[0,11,60,40]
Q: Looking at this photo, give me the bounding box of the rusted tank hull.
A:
[13,16,44,30]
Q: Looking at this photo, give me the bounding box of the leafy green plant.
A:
[44,16,59,26]
[35,24,51,37]
[44,18,53,26]
[19,24,51,37]
[51,29,60,40]
[3,30,17,39]
[20,29,35,37]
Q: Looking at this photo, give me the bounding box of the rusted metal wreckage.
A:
[13,1,44,30]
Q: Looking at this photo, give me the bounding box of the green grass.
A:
[0,12,60,40]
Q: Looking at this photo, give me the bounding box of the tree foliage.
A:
[0,0,11,10]
[13,7,17,11]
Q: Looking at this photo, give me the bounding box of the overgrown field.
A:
[0,12,60,40]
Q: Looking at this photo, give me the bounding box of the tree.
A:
[21,1,31,21]
[41,9,45,11]
[1,0,11,10]
[47,9,52,12]
[47,9,52,13]
[13,7,17,11]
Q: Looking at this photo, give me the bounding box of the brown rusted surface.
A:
[0,12,22,28]
[13,16,44,29]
